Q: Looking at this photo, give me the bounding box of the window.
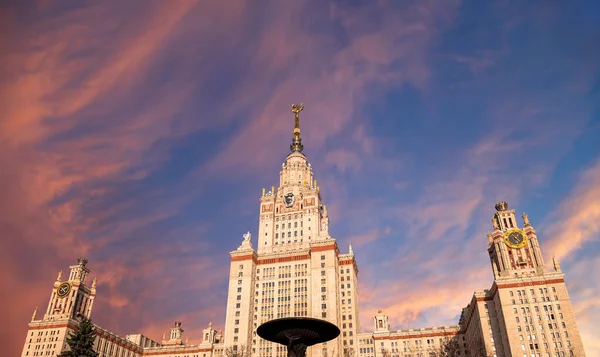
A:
[321,255,326,260]
[322,312,327,318]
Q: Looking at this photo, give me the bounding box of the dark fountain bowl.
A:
[257,318,340,357]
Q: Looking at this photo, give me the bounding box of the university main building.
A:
[22,106,586,357]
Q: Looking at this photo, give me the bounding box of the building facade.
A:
[21,106,586,357]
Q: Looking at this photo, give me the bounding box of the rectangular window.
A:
[321,255,326,260]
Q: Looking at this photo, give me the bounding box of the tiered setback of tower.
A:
[21,107,586,357]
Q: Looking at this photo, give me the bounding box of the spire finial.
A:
[290,104,305,153]
[31,307,38,322]
[522,212,530,226]
[553,254,561,271]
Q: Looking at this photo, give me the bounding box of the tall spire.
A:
[290,103,304,153]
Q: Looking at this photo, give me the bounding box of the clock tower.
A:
[43,257,96,321]
[487,202,545,279]
[256,103,329,254]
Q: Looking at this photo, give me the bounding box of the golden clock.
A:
[504,228,527,249]
[56,282,71,298]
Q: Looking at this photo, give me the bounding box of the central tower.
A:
[257,104,329,253]
[223,105,360,357]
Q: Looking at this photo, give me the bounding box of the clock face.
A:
[504,229,527,249]
[284,193,295,207]
[56,282,71,298]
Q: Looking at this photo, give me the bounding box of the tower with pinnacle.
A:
[223,104,360,357]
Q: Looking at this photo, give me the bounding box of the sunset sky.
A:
[2,1,599,356]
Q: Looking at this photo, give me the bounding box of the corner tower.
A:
[487,202,545,278]
[477,202,587,357]
[43,257,96,321]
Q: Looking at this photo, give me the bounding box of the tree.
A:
[59,316,98,357]
[343,347,355,357]
[470,334,493,357]
[224,344,251,357]
[379,348,390,357]
[438,338,461,357]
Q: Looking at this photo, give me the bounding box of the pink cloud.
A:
[543,158,600,261]
[0,2,249,354]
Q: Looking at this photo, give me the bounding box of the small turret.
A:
[553,255,562,272]
[31,307,38,322]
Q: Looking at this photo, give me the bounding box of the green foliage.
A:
[58,316,99,357]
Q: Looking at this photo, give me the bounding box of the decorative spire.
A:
[522,212,530,226]
[92,277,97,289]
[495,201,509,211]
[553,254,561,271]
[57,270,62,281]
[290,104,304,153]
[31,307,38,322]
[349,244,354,255]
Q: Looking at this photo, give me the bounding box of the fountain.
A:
[257,318,340,357]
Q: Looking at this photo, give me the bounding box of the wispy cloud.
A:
[543,158,600,261]
[2,1,600,356]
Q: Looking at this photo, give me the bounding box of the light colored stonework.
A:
[20,108,586,357]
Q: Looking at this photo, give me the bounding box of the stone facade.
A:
[20,107,586,357]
